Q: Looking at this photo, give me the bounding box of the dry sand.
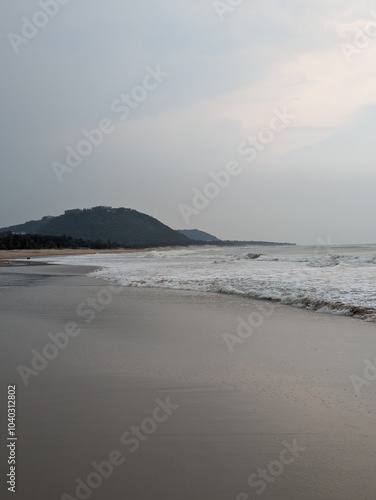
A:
[0,265,375,499]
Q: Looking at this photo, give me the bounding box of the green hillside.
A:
[178,229,220,242]
[0,207,190,247]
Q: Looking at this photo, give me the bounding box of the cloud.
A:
[1,0,376,243]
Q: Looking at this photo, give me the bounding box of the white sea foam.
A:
[34,244,376,322]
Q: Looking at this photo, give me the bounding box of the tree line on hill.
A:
[0,231,294,251]
[0,232,131,251]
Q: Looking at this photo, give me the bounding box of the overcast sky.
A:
[1,0,376,244]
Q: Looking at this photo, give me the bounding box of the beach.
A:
[0,248,146,266]
[1,263,376,499]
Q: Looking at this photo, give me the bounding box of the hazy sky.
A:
[1,0,376,244]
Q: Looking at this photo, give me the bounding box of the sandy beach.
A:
[1,264,376,499]
[0,248,145,266]
[0,247,192,268]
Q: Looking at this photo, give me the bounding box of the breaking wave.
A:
[33,245,376,323]
[253,253,376,267]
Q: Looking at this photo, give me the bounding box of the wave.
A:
[91,270,376,323]
[33,246,376,323]
[251,253,376,268]
[139,250,376,268]
[214,286,376,322]
[142,251,168,259]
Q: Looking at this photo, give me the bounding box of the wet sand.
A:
[0,265,376,499]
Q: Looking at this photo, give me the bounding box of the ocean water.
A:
[35,244,376,322]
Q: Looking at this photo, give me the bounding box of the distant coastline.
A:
[0,240,295,266]
[0,207,296,252]
[0,227,295,267]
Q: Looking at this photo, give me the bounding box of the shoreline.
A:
[0,247,144,263]
[3,252,375,324]
[0,242,294,265]
[0,246,191,266]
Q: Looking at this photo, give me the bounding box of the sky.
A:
[1,0,376,245]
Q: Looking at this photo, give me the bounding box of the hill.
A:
[0,207,190,247]
[178,229,220,242]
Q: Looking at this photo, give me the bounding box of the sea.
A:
[35,244,376,322]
